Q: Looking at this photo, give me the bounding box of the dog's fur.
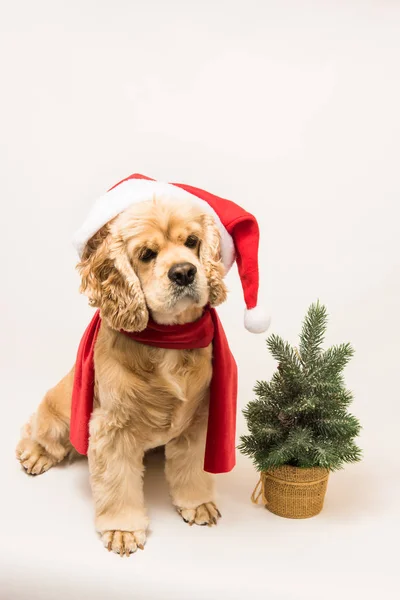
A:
[16,198,228,555]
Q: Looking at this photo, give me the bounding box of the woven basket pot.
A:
[257,465,329,519]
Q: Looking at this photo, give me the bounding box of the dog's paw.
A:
[16,439,57,475]
[178,502,221,527]
[101,530,146,556]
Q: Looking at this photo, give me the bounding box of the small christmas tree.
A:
[239,302,362,473]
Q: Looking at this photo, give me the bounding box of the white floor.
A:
[1,377,397,600]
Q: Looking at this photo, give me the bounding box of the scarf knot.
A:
[122,307,215,349]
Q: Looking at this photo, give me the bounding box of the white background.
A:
[1,1,399,598]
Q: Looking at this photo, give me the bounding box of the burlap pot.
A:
[252,465,329,518]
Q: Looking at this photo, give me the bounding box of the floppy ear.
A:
[77,225,149,332]
[200,215,228,307]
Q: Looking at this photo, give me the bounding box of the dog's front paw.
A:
[178,502,221,527]
[101,529,146,556]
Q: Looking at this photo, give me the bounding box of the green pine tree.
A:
[239,302,362,472]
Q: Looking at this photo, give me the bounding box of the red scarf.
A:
[70,307,237,474]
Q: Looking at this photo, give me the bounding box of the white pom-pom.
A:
[244,305,271,334]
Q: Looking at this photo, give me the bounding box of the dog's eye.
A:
[185,235,198,249]
[140,248,158,262]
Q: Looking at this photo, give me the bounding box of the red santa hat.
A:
[73,173,270,334]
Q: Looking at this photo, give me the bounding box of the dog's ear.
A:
[77,225,149,332]
[200,215,228,307]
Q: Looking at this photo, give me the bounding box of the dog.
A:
[16,196,229,555]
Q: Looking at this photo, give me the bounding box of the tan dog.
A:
[16,197,228,555]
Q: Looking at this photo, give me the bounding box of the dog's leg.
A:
[88,411,148,556]
[16,369,74,475]
[165,416,221,526]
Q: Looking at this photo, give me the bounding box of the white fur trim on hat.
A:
[73,178,235,272]
[244,305,271,334]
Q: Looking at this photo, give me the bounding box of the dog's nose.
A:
[168,262,197,287]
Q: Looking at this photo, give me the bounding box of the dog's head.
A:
[77,198,228,331]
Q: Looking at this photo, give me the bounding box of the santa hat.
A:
[73,173,270,334]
